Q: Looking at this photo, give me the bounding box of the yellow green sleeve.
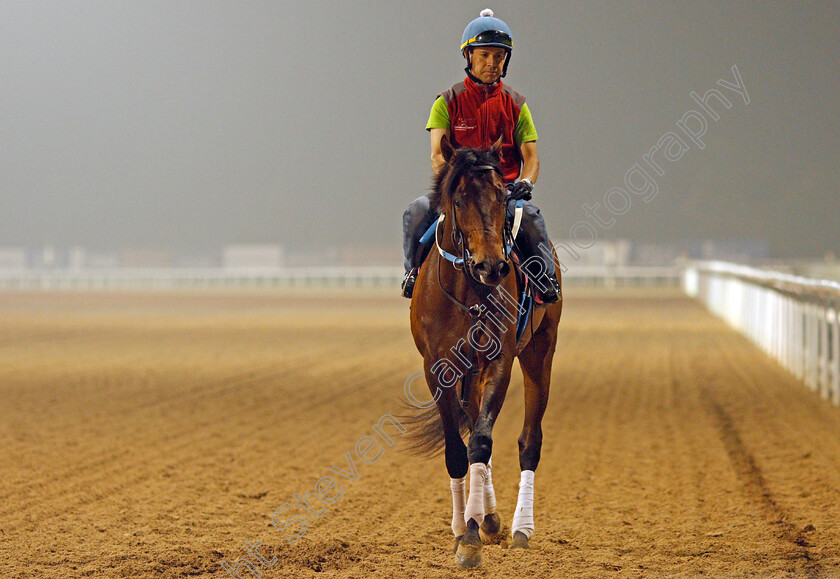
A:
[515,103,538,143]
[426,96,450,131]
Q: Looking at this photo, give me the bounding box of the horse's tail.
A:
[400,402,470,458]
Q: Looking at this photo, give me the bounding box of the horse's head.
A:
[432,136,511,286]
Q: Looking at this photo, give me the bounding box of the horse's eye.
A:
[454,199,462,208]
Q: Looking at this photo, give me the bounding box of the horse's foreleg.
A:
[512,329,556,548]
[457,418,493,567]
[483,457,497,514]
[463,461,488,527]
[441,409,479,568]
[479,458,502,543]
[511,469,536,548]
[456,461,487,568]
[459,367,511,564]
[463,397,500,529]
[458,440,501,564]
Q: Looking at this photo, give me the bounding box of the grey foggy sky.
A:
[1,1,838,259]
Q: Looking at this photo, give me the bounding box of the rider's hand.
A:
[509,179,533,201]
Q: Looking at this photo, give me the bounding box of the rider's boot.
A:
[401,268,418,299]
[539,273,562,304]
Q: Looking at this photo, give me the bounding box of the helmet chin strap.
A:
[463,48,511,83]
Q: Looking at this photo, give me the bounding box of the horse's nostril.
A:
[474,261,491,277]
[496,262,511,278]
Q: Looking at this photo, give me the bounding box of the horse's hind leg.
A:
[431,388,471,558]
[446,434,493,568]
[511,326,558,549]
[448,439,485,568]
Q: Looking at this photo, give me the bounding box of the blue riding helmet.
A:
[460,9,513,79]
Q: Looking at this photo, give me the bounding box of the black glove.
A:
[509,179,533,201]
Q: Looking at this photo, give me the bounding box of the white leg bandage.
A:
[450,477,467,536]
[483,459,497,515]
[511,470,535,539]
[463,462,488,527]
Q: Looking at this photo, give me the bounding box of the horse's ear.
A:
[489,135,504,157]
[440,134,455,165]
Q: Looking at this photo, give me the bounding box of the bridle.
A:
[433,162,519,315]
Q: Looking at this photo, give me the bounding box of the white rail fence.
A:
[685,261,840,406]
[0,265,682,291]
[0,267,404,290]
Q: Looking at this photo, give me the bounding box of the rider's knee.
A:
[507,198,543,221]
[411,195,432,213]
[521,200,544,221]
[404,195,433,228]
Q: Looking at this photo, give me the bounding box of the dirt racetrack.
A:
[3,287,840,578]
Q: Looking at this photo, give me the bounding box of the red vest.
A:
[440,77,526,183]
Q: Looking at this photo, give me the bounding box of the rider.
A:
[401,9,561,303]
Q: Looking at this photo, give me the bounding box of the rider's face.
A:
[469,47,507,84]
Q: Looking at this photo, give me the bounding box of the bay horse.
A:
[408,136,562,568]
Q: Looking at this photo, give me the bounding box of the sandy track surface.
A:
[2,288,840,578]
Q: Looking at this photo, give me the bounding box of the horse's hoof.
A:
[455,543,482,568]
[511,530,530,549]
[479,512,503,543]
[452,535,463,555]
[455,519,483,568]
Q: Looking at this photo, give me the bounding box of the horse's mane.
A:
[429,147,502,213]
